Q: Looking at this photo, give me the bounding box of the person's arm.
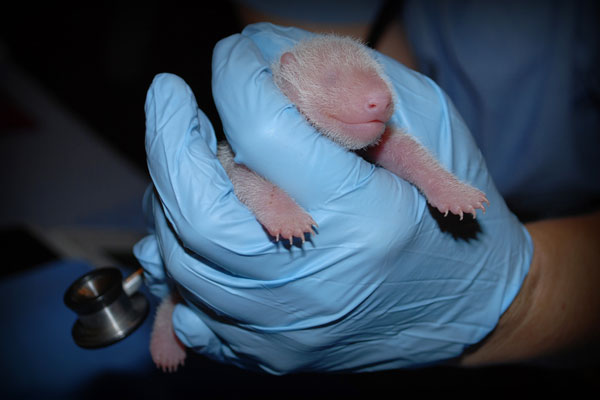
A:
[458,211,600,367]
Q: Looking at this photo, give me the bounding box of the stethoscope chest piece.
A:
[64,267,148,348]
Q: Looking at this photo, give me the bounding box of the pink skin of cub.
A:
[149,35,489,372]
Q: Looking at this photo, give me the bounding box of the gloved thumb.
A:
[133,233,170,299]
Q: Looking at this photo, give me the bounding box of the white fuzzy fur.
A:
[272,35,396,149]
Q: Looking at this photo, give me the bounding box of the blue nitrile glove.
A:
[133,23,533,374]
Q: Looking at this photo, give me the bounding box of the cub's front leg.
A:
[368,128,489,219]
[217,142,316,242]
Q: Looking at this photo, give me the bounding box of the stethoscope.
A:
[64,267,148,348]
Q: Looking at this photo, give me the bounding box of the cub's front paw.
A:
[427,181,489,220]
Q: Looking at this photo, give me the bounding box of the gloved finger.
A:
[171,302,232,365]
[241,22,315,62]
[173,300,290,373]
[144,73,280,262]
[173,296,310,374]
[212,24,389,210]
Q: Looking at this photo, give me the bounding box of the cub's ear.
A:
[275,52,300,103]
[280,52,297,67]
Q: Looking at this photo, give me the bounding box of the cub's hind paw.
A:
[150,336,187,373]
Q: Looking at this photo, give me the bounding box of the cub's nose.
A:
[365,90,393,122]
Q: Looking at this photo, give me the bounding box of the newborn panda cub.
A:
[150,34,489,372]
[218,34,489,243]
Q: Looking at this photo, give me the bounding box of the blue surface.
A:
[0,260,155,399]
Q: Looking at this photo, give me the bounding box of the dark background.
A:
[1,1,598,396]
[1,1,238,175]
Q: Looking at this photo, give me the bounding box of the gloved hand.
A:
[133,23,533,374]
